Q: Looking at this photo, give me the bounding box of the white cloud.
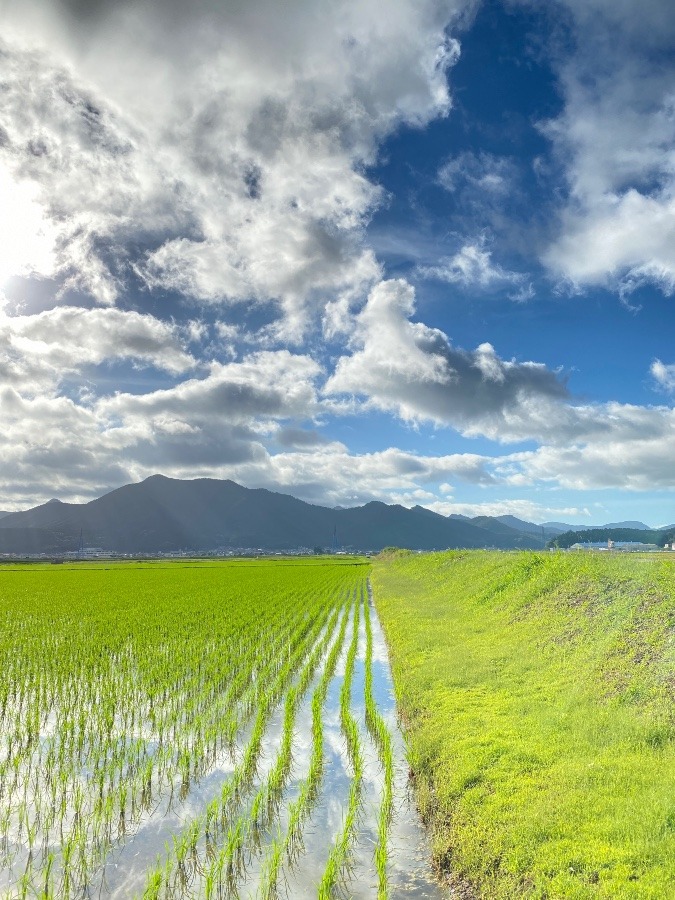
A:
[222,445,497,508]
[100,351,322,427]
[437,150,516,194]
[545,191,675,295]
[0,0,471,335]
[651,359,675,393]
[0,306,197,393]
[0,167,57,285]
[1,343,675,511]
[325,278,567,439]
[512,415,675,490]
[0,348,322,507]
[422,498,591,522]
[418,237,532,297]
[531,0,675,296]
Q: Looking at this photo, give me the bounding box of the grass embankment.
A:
[373,550,675,899]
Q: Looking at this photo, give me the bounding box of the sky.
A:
[1,0,675,525]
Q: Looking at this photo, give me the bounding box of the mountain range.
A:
[0,475,659,556]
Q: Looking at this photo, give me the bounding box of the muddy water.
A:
[66,590,448,898]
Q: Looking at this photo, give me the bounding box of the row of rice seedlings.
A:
[126,593,333,897]
[0,564,358,896]
[200,595,354,898]
[166,592,343,896]
[257,588,357,898]
[363,582,395,899]
[137,596,332,897]
[1,605,304,897]
[5,658,266,893]
[317,587,364,899]
[140,584,348,899]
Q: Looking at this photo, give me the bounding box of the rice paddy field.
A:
[0,557,441,900]
[5,550,673,900]
[373,550,675,899]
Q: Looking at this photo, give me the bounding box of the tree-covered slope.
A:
[549,527,675,549]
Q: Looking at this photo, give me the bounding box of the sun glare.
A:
[0,168,56,287]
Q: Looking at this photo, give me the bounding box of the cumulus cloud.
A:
[2,343,675,511]
[0,0,471,334]
[16,308,195,372]
[227,445,497,508]
[545,191,675,297]
[325,278,567,439]
[529,0,675,296]
[0,306,196,393]
[0,349,323,507]
[100,351,321,423]
[511,409,675,490]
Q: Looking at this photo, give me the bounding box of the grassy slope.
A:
[372,551,675,899]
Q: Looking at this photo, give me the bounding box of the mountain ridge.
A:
[0,475,541,554]
[0,476,661,555]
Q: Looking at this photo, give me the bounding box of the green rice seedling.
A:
[0,558,368,897]
[142,865,163,900]
[318,590,364,897]
[363,582,394,899]
[18,868,31,900]
[259,591,356,898]
[43,850,55,898]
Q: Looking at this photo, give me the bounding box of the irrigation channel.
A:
[0,567,446,898]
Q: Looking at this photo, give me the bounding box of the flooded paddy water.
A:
[92,587,445,898]
[0,564,450,899]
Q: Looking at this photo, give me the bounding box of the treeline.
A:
[547,527,675,549]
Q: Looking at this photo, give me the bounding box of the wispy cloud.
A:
[437,150,517,195]
[417,237,533,298]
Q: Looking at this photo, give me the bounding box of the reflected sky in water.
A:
[84,588,448,898]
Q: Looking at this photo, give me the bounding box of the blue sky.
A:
[1,0,675,525]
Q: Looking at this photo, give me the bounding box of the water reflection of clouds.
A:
[56,591,446,899]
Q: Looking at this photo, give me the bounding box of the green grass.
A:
[373,550,675,899]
